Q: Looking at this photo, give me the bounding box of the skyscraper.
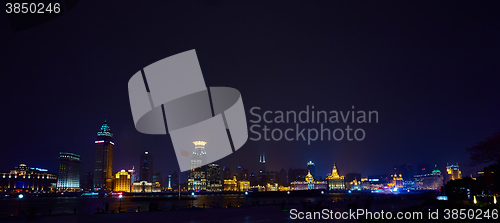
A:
[191,141,207,169]
[307,161,315,179]
[140,151,153,182]
[57,152,81,191]
[206,163,222,191]
[188,141,208,191]
[93,120,114,190]
[259,153,266,173]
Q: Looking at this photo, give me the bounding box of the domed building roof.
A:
[305,170,314,183]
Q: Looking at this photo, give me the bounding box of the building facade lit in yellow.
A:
[251,185,265,192]
[291,170,327,190]
[446,164,462,181]
[223,176,238,191]
[114,170,131,192]
[278,186,291,191]
[266,183,278,191]
[239,180,250,191]
[325,163,345,190]
[389,173,403,189]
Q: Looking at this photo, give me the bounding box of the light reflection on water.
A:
[0,193,398,216]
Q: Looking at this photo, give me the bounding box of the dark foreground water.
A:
[0,192,433,217]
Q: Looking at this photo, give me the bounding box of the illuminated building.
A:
[278,186,291,191]
[188,141,208,191]
[131,181,160,192]
[191,141,207,169]
[266,183,278,191]
[414,165,443,190]
[132,181,152,192]
[167,173,172,190]
[206,164,222,191]
[307,161,315,179]
[239,179,251,191]
[349,179,362,190]
[57,152,80,191]
[188,170,207,191]
[114,170,131,192]
[0,164,57,192]
[153,182,161,192]
[389,173,403,189]
[291,170,327,190]
[446,163,462,181]
[223,175,238,191]
[140,151,153,182]
[326,163,345,190]
[128,167,138,182]
[259,153,266,173]
[93,120,114,190]
[251,185,265,192]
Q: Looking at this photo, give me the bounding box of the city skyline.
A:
[0,119,470,187]
[1,0,498,189]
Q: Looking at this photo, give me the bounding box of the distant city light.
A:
[348,190,351,193]
[95,140,104,143]
[436,196,448,201]
[18,194,23,199]
[287,191,290,194]
[118,195,123,198]
[245,191,248,195]
[321,191,324,194]
[191,192,195,196]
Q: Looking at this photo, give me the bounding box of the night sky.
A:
[1,1,499,181]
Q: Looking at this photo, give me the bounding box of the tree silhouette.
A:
[466,132,500,166]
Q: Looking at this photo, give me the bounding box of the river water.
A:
[0,192,424,217]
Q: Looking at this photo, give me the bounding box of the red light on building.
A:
[422,168,426,171]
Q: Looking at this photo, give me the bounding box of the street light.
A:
[18,194,24,216]
[118,195,123,213]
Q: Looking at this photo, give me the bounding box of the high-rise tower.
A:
[259,152,266,174]
[93,120,114,190]
[188,141,207,191]
[56,152,81,191]
[140,151,153,182]
[307,161,315,179]
[191,141,207,169]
